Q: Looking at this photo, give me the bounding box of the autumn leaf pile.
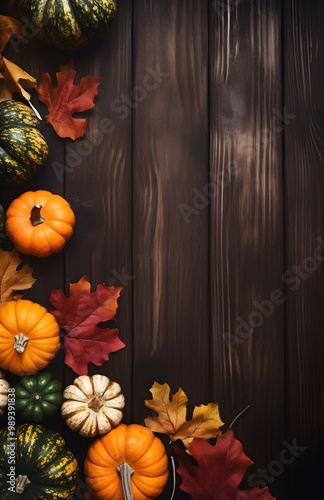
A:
[144,382,276,499]
[0,15,100,139]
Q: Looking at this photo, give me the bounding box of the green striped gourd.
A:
[0,100,48,185]
[19,0,117,50]
[0,423,78,499]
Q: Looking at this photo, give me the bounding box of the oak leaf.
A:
[50,275,125,375]
[37,60,100,140]
[174,430,276,499]
[0,248,36,305]
[144,382,224,448]
[0,15,37,101]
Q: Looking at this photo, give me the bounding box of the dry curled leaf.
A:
[0,14,23,52]
[0,15,37,101]
[0,248,36,305]
[50,275,125,375]
[37,60,101,140]
[145,382,224,448]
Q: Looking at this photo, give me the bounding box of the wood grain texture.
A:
[131,3,209,496]
[61,0,133,424]
[284,1,324,498]
[0,1,323,498]
[209,1,285,497]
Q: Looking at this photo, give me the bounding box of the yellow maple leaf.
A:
[144,382,224,448]
[0,248,36,305]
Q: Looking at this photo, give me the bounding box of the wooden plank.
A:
[56,0,133,481]
[132,1,209,496]
[209,1,285,497]
[284,1,324,498]
[63,0,132,395]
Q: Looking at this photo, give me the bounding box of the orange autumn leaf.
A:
[0,248,36,305]
[0,15,37,101]
[37,61,100,140]
[50,275,125,375]
[144,382,224,448]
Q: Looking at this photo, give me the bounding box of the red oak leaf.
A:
[50,275,125,375]
[37,60,100,139]
[174,430,276,499]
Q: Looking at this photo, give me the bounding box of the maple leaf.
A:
[0,15,37,101]
[174,430,276,499]
[50,275,125,375]
[37,60,100,140]
[144,382,224,447]
[0,248,36,305]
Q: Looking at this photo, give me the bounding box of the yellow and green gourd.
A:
[0,100,48,185]
[19,0,117,50]
[0,423,78,498]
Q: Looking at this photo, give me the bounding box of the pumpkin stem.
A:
[14,333,29,353]
[33,393,41,401]
[117,462,134,500]
[88,396,103,412]
[16,474,31,493]
[30,204,45,226]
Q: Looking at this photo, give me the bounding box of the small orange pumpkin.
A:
[5,190,76,257]
[84,423,169,500]
[0,300,60,376]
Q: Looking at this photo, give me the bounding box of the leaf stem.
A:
[169,456,176,500]
[228,405,250,429]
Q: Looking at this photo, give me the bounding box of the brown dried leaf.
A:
[0,15,37,101]
[0,56,37,100]
[0,14,23,53]
[0,248,36,305]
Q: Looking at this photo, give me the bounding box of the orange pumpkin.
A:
[5,190,76,257]
[84,423,169,500]
[0,300,60,376]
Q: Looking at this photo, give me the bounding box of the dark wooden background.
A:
[1,1,324,499]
